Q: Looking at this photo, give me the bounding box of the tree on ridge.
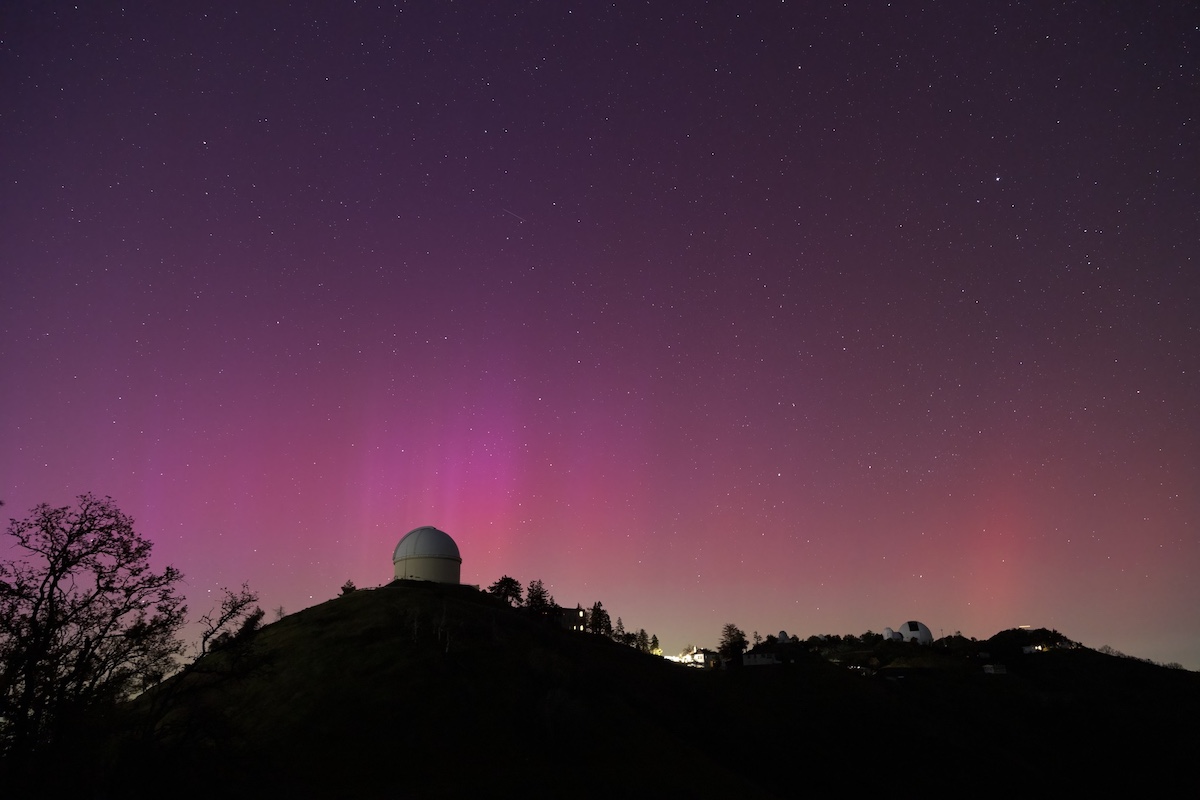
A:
[199,583,263,655]
[0,494,187,758]
[525,579,554,614]
[487,575,523,606]
[718,623,748,660]
[589,601,612,637]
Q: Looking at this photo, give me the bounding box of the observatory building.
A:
[884,620,934,645]
[392,526,461,584]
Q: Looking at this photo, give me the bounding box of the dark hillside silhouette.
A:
[13,583,1199,797]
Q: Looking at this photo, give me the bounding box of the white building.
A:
[392,526,462,584]
[885,620,933,645]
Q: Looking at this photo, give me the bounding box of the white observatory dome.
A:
[897,620,933,645]
[392,526,462,584]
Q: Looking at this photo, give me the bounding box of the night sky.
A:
[3,2,1198,667]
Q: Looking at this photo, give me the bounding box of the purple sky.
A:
[3,2,1198,666]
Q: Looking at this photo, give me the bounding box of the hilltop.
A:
[24,582,1200,797]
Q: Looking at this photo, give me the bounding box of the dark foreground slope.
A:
[23,584,1200,798]
[94,582,781,798]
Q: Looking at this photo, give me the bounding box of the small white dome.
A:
[897,620,933,645]
[392,526,462,584]
[393,526,460,562]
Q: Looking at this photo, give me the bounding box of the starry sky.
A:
[3,2,1198,667]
